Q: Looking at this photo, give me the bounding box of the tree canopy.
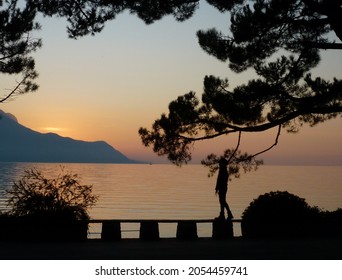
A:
[1,0,342,167]
[2,1,341,99]
[0,0,41,103]
[1,0,200,102]
[139,0,342,166]
[25,0,342,44]
[28,0,201,38]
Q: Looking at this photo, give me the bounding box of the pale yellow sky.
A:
[1,3,342,164]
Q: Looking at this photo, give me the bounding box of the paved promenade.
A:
[0,237,341,260]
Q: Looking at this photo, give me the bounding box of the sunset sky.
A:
[2,2,342,165]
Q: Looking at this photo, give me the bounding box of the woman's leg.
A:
[219,190,234,219]
[218,192,226,218]
[225,203,234,219]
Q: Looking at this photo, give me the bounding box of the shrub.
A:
[2,168,98,241]
[241,191,321,238]
[6,167,98,221]
[318,208,342,236]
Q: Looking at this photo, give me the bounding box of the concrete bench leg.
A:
[101,221,121,241]
[176,221,198,240]
[212,219,233,239]
[139,221,159,241]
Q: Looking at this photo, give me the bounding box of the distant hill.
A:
[0,110,142,164]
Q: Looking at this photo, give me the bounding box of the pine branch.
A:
[0,77,26,103]
[303,42,342,50]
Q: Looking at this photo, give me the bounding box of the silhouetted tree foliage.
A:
[6,168,98,221]
[2,1,342,103]
[0,0,41,103]
[1,0,200,102]
[28,0,342,44]
[241,191,342,238]
[242,191,316,221]
[2,1,342,166]
[241,191,318,237]
[202,149,263,178]
[198,0,342,69]
[28,0,200,38]
[139,0,342,165]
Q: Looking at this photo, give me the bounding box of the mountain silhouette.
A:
[0,110,141,164]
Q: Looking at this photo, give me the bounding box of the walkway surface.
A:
[1,237,341,260]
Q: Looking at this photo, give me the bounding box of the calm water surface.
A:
[0,163,341,237]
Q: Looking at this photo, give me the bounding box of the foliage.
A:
[29,0,200,38]
[25,1,342,45]
[1,0,199,102]
[242,191,316,221]
[2,1,342,166]
[201,148,263,178]
[6,167,98,221]
[139,0,342,165]
[242,191,342,238]
[0,0,41,103]
[198,0,342,69]
[241,191,322,237]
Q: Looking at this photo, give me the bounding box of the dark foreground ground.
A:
[0,237,341,260]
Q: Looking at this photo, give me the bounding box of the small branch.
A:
[303,42,342,50]
[250,125,282,159]
[73,0,90,20]
[0,78,26,103]
[227,131,242,163]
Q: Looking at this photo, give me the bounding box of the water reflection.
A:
[0,162,27,211]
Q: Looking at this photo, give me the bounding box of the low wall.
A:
[90,219,240,241]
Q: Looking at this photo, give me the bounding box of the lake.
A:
[0,162,341,237]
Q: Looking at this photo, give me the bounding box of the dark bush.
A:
[7,168,98,220]
[1,168,98,241]
[241,191,321,238]
[318,208,342,237]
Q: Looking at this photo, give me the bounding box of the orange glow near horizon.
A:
[41,127,64,133]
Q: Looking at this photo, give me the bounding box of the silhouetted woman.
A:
[215,157,234,220]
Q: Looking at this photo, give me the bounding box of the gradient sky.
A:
[1,2,342,165]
